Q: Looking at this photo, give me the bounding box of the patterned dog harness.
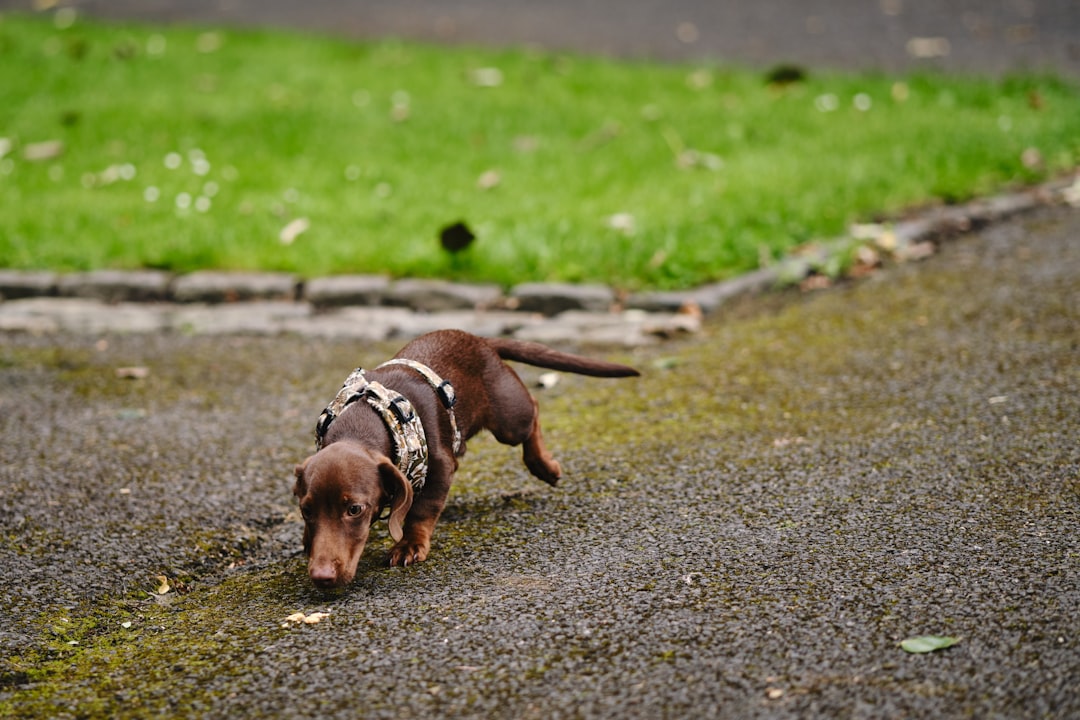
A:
[314,359,461,491]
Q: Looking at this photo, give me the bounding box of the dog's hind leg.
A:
[487,372,562,486]
[519,413,561,486]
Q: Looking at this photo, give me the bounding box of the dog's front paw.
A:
[388,540,429,567]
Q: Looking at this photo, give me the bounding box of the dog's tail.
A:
[485,338,640,378]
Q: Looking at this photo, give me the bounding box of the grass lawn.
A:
[1,10,1078,291]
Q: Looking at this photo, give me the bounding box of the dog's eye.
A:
[346,503,364,517]
[300,505,312,520]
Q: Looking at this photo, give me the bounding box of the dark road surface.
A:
[1,0,1079,76]
[1,206,1078,717]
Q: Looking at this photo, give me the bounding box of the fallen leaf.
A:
[115,366,150,380]
[906,37,951,58]
[1021,147,1043,170]
[677,301,703,320]
[850,245,881,278]
[676,21,699,44]
[154,575,171,595]
[901,635,959,653]
[607,212,635,235]
[23,140,64,161]
[439,221,475,253]
[469,67,503,87]
[513,135,539,153]
[765,63,806,86]
[477,169,501,190]
[279,217,310,245]
[686,69,713,90]
[815,93,839,112]
[800,274,832,292]
[896,241,936,262]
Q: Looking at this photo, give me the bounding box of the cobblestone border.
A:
[1,176,1075,344]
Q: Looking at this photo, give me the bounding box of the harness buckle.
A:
[436,380,456,408]
[388,395,415,424]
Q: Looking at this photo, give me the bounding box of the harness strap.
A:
[313,359,462,492]
[362,381,429,490]
[376,359,462,456]
[314,368,368,449]
[313,368,427,490]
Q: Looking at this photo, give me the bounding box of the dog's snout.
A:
[309,561,341,588]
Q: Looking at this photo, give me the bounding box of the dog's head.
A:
[292,441,413,588]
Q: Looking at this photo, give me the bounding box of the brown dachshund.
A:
[293,329,639,588]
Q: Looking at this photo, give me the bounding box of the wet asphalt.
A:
[1,205,1078,718]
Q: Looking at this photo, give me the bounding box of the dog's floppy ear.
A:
[293,457,311,498]
[378,460,413,542]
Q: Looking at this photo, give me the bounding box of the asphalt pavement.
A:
[2,0,1079,75]
[1,205,1077,718]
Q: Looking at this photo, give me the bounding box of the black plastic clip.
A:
[388,396,415,424]
[436,380,456,409]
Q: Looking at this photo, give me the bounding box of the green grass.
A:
[1,11,1078,291]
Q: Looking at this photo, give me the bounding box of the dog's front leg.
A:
[387,474,450,566]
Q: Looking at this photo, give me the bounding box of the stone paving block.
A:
[509,282,614,316]
[78,303,171,334]
[691,268,778,313]
[0,298,62,332]
[57,269,173,303]
[172,272,299,303]
[513,308,700,346]
[392,310,544,339]
[386,279,503,313]
[513,310,656,346]
[0,298,169,334]
[171,301,310,335]
[281,306,412,341]
[514,321,651,347]
[0,270,58,300]
[0,314,59,333]
[303,275,390,307]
